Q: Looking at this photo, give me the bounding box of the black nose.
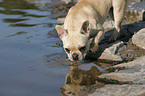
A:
[72,54,79,61]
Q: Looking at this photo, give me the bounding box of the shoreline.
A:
[48,0,145,96]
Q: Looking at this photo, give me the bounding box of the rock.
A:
[89,85,145,96]
[61,0,72,4]
[89,56,145,96]
[126,1,145,22]
[132,28,145,49]
[60,0,78,4]
[87,41,126,61]
[48,29,59,38]
[57,17,65,24]
[47,0,65,8]
[102,18,114,30]
[97,56,145,84]
[98,41,126,61]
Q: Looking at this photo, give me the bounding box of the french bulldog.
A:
[55,0,127,61]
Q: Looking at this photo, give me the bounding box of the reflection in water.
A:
[0,0,63,96]
[7,31,28,37]
[61,64,104,96]
[0,0,50,27]
[26,0,51,8]
[3,18,29,23]
[0,0,38,9]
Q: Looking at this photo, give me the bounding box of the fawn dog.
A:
[55,0,127,61]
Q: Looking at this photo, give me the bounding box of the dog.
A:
[55,0,127,61]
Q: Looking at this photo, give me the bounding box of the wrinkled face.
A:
[55,20,90,61]
[62,34,90,61]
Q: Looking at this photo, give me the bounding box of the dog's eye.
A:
[79,46,86,52]
[65,48,70,53]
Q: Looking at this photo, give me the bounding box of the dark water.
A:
[0,0,107,96]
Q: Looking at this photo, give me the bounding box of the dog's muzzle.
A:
[72,54,79,61]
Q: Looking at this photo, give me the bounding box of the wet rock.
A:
[132,28,145,49]
[48,29,59,38]
[89,85,145,96]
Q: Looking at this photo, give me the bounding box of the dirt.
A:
[120,39,145,61]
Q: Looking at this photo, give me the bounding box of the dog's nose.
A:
[72,54,79,61]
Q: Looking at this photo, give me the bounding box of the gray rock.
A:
[98,41,125,61]
[102,18,114,30]
[87,41,126,61]
[98,56,145,84]
[132,28,145,49]
[89,56,145,96]
[61,0,72,4]
[89,85,145,96]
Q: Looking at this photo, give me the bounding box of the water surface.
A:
[0,0,107,96]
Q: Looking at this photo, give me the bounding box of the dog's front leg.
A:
[90,24,104,53]
[108,0,126,42]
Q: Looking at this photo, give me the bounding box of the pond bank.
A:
[49,0,145,95]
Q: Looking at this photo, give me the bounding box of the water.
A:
[0,0,107,96]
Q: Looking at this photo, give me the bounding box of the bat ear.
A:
[81,20,90,34]
[55,25,67,39]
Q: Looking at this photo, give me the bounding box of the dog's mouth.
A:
[70,52,87,61]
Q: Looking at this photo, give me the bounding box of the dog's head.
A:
[55,20,90,61]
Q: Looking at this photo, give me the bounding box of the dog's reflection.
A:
[61,64,103,96]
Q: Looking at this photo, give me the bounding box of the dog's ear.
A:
[81,20,90,34]
[55,25,67,39]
